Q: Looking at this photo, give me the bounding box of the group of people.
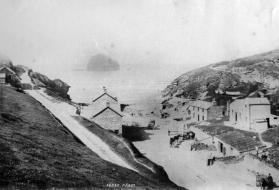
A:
[256,173,275,189]
[169,135,182,148]
[76,107,81,115]
[207,153,216,166]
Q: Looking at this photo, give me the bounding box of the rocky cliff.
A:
[29,71,70,100]
[87,54,120,71]
[163,49,279,103]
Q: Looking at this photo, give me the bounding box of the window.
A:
[202,116,204,120]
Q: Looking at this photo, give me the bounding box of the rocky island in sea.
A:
[87,54,120,71]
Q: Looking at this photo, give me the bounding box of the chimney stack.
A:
[103,86,107,93]
[226,100,230,116]
[106,101,110,107]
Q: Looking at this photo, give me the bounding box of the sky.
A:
[0,0,279,76]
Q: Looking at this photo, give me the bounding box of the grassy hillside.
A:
[0,86,182,189]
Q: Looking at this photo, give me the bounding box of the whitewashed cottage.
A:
[229,97,271,131]
[83,87,123,134]
[187,100,225,122]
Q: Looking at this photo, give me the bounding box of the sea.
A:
[42,64,181,106]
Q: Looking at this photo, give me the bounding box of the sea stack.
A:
[87,54,120,71]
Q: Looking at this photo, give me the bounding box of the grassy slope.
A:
[0,86,182,189]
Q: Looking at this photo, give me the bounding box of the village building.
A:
[92,102,123,134]
[92,87,118,106]
[187,100,225,123]
[215,131,265,156]
[229,97,271,131]
[82,88,123,134]
[190,125,265,156]
[0,66,20,84]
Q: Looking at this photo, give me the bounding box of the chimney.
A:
[226,100,230,116]
[103,86,107,93]
[212,98,217,106]
[106,101,110,107]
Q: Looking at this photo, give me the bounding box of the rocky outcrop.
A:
[0,53,71,99]
[87,54,120,71]
[50,79,70,99]
[29,72,52,85]
[29,71,71,100]
[163,49,279,104]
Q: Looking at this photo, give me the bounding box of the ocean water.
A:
[45,66,173,105]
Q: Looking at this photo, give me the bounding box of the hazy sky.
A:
[0,0,279,75]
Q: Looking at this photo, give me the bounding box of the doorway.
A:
[219,142,223,153]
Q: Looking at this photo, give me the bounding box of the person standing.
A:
[267,173,274,188]
[207,153,212,166]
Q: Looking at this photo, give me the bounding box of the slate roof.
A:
[82,102,122,119]
[93,106,123,118]
[92,92,117,103]
[245,97,270,105]
[231,97,270,107]
[189,100,213,109]
[216,131,265,153]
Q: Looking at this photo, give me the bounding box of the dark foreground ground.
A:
[0,86,184,190]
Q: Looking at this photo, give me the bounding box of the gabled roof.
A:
[231,97,270,107]
[245,97,270,105]
[92,92,117,103]
[0,66,16,75]
[0,67,21,80]
[93,106,123,118]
